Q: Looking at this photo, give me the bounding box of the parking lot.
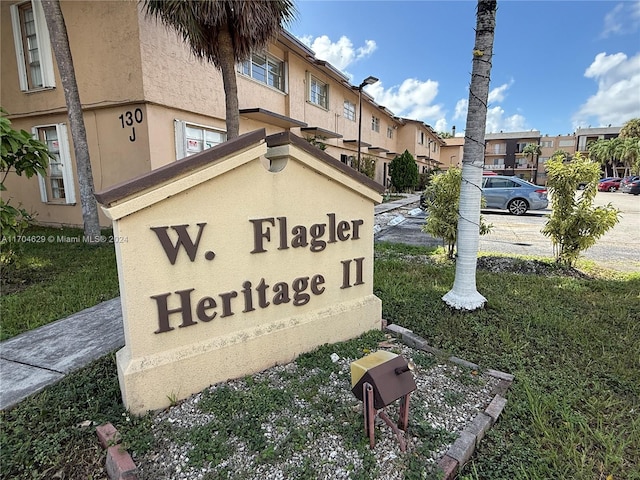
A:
[376,191,640,272]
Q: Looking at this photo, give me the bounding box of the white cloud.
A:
[451,82,524,134]
[573,51,640,129]
[453,99,468,121]
[488,81,513,104]
[365,78,445,124]
[297,34,377,72]
[601,1,640,38]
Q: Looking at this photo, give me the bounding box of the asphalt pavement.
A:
[376,190,640,272]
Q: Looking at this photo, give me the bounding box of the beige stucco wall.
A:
[2,105,153,227]
[1,1,145,117]
[103,140,382,413]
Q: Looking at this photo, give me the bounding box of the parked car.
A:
[597,178,622,192]
[481,175,548,215]
[619,176,640,190]
[621,178,640,195]
[578,177,617,189]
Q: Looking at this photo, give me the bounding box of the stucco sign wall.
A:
[95,130,384,414]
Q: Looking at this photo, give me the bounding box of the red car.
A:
[597,178,622,192]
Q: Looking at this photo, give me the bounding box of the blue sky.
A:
[287,0,640,136]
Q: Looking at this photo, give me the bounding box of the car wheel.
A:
[608,186,617,192]
[507,198,528,215]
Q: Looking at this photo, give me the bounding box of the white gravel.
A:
[133,340,502,480]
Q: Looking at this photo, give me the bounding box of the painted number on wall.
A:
[118,108,144,142]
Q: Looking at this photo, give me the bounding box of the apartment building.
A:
[575,126,621,154]
[1,0,442,228]
[483,131,542,180]
[442,127,620,185]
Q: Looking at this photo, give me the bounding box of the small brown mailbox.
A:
[350,351,417,450]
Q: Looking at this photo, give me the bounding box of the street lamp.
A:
[357,76,379,167]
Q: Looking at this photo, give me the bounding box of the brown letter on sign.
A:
[151,224,207,265]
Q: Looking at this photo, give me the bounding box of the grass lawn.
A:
[0,226,119,341]
[1,231,638,479]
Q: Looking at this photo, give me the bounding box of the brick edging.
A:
[385,322,514,480]
[96,423,138,480]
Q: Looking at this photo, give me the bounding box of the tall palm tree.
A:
[618,138,639,176]
[588,139,615,177]
[523,143,542,183]
[41,0,101,241]
[143,0,296,139]
[618,118,640,175]
[442,0,497,311]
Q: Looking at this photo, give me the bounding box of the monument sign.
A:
[95,129,384,414]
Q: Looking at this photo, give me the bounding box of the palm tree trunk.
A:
[41,0,101,241]
[218,26,240,139]
[442,0,497,311]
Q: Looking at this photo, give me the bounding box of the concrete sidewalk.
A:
[0,194,420,411]
[374,193,420,214]
[0,298,124,410]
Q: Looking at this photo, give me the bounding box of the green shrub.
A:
[352,154,376,179]
[421,168,492,258]
[389,150,419,192]
[542,152,620,267]
[1,108,52,265]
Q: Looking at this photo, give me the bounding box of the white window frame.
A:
[174,120,227,160]
[343,100,356,121]
[238,51,287,92]
[372,116,380,133]
[308,74,328,109]
[10,0,56,91]
[34,124,75,204]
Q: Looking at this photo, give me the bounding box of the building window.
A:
[10,1,56,91]
[309,75,328,109]
[34,124,75,204]
[343,101,356,121]
[541,140,554,148]
[239,52,285,91]
[371,116,380,133]
[558,139,574,147]
[491,143,506,154]
[174,120,227,160]
[418,131,425,145]
[387,126,393,139]
[516,142,529,153]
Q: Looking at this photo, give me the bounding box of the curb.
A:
[96,423,138,480]
[385,322,513,480]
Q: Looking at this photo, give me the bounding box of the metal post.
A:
[398,392,411,431]
[363,382,375,449]
[379,410,407,452]
[357,88,363,168]
[356,76,378,171]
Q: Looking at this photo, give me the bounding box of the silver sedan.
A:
[481,176,548,215]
